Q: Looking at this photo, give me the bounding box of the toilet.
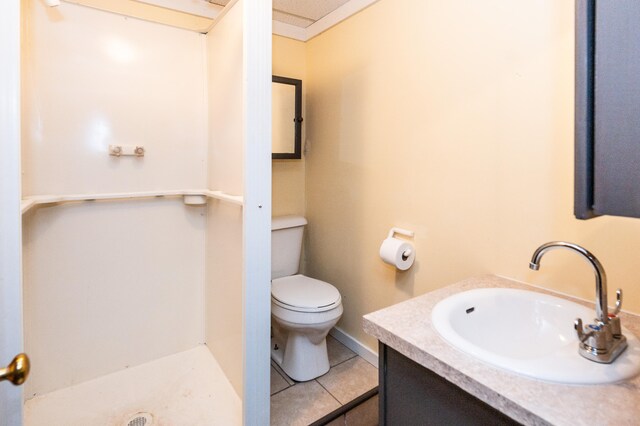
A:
[271,215,343,382]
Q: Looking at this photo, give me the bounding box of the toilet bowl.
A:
[271,216,344,381]
[271,274,343,381]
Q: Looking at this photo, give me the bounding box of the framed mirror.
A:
[272,75,303,159]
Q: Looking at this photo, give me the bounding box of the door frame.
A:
[242,0,272,423]
[0,0,24,425]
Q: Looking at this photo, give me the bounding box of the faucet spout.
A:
[529,241,608,324]
[529,241,627,363]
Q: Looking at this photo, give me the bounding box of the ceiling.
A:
[56,0,380,40]
[210,0,352,29]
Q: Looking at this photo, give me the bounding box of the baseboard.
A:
[329,327,378,367]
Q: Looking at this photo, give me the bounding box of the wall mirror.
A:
[272,75,302,159]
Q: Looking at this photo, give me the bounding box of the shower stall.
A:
[1,0,271,424]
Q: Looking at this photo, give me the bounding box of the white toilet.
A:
[271,215,343,382]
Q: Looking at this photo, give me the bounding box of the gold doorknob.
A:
[0,353,30,386]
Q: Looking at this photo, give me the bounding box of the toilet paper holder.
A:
[387,227,414,239]
[387,227,414,261]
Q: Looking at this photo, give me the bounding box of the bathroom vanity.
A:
[363,275,640,425]
[377,343,518,425]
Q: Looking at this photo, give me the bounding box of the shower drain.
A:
[126,412,154,426]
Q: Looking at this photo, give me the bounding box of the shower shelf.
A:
[20,189,243,214]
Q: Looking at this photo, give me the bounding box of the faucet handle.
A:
[574,317,598,343]
[574,318,588,342]
[611,289,623,316]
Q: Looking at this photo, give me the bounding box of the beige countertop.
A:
[362,275,640,426]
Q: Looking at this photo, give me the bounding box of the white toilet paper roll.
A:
[379,237,415,270]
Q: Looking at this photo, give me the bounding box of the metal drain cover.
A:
[126,412,153,426]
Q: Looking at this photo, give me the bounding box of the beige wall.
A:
[272,35,306,217]
[303,0,640,352]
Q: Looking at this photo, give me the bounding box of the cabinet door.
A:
[379,344,519,425]
[593,0,640,217]
[575,0,640,219]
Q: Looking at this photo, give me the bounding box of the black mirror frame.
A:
[272,75,303,160]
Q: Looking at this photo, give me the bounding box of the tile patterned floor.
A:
[270,335,378,426]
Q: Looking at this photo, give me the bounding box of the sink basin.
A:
[432,288,640,384]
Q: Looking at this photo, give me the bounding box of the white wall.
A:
[21,1,207,396]
[22,200,205,397]
[204,0,245,397]
[22,1,207,196]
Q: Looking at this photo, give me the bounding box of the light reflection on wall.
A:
[103,37,136,63]
[87,115,112,153]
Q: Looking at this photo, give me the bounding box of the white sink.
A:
[431,288,640,384]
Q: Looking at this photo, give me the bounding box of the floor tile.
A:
[270,380,341,426]
[345,395,378,426]
[316,357,378,404]
[327,335,357,367]
[271,359,295,386]
[271,365,290,395]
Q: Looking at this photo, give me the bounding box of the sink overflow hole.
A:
[466,307,475,314]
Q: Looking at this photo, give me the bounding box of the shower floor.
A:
[24,345,241,426]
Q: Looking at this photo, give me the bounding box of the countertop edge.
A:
[362,313,549,426]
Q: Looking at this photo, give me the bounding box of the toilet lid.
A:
[271,275,341,312]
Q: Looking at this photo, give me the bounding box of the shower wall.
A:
[21,1,207,397]
[204,0,245,397]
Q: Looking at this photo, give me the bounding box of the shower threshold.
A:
[24,346,241,426]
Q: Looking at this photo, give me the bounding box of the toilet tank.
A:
[272,215,308,280]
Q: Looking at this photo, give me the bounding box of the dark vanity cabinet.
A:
[378,343,520,426]
[576,0,640,219]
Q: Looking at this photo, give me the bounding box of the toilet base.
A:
[270,301,343,382]
[270,326,331,382]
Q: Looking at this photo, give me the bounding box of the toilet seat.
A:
[271,274,341,313]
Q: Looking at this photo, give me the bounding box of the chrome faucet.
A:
[529,241,627,363]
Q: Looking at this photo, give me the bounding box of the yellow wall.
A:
[304,0,640,351]
[272,35,306,217]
